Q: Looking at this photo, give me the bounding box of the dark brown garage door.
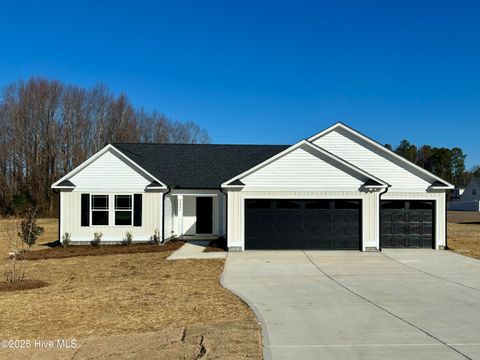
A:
[245,199,361,250]
[380,200,434,248]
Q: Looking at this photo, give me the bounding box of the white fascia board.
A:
[308,122,454,189]
[51,144,168,189]
[221,139,389,188]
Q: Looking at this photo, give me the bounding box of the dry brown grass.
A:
[0,218,262,359]
[447,211,480,259]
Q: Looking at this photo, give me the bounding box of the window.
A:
[335,200,361,209]
[304,200,330,209]
[91,195,109,225]
[246,199,272,209]
[275,200,301,209]
[115,195,133,225]
[473,189,477,196]
[409,201,433,210]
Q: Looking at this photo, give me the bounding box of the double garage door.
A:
[245,199,361,250]
[244,199,434,250]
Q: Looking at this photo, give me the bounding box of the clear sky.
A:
[1,1,479,167]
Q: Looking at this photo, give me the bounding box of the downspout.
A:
[54,189,60,243]
[378,186,390,252]
[161,186,171,244]
[219,187,228,242]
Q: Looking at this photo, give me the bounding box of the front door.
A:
[196,197,213,234]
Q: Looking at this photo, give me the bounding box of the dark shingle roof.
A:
[58,180,75,187]
[113,143,289,189]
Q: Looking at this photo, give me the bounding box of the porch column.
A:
[177,195,184,239]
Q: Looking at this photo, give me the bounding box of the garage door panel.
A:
[245,199,361,250]
[381,200,434,249]
[422,212,433,222]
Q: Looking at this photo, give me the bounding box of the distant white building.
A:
[450,187,465,199]
[448,177,480,211]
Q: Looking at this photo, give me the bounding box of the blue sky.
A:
[1,1,479,167]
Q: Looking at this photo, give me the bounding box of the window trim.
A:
[88,193,136,227]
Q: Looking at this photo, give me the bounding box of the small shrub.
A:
[122,231,133,246]
[62,232,71,248]
[18,207,44,246]
[91,232,102,247]
[149,229,161,244]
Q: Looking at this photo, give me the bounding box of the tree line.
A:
[386,140,479,186]
[0,77,210,216]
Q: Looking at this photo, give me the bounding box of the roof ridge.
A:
[113,142,290,147]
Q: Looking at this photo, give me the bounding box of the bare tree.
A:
[0,77,211,216]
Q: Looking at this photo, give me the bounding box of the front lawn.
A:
[0,219,262,359]
[447,211,480,259]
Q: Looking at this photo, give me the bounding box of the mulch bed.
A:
[25,240,185,260]
[0,279,48,292]
[204,238,227,253]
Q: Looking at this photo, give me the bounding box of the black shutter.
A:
[134,194,142,226]
[81,194,90,226]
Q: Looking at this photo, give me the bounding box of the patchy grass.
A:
[447,211,480,259]
[204,237,227,253]
[0,218,262,359]
[25,240,185,260]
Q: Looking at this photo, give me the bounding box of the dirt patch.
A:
[1,320,262,360]
[447,211,480,260]
[24,240,185,260]
[0,279,48,292]
[204,237,227,253]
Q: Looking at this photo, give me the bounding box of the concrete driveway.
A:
[222,250,480,360]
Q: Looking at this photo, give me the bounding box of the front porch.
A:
[165,189,226,240]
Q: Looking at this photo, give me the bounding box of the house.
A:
[448,177,480,211]
[51,122,453,251]
[450,186,465,200]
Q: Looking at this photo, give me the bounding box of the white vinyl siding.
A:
[61,191,162,242]
[241,145,366,189]
[312,128,432,191]
[59,147,163,243]
[164,194,174,239]
[70,149,152,192]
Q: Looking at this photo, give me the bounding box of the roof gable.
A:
[52,144,167,190]
[223,140,388,189]
[309,123,454,190]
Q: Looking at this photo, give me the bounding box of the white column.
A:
[177,195,184,239]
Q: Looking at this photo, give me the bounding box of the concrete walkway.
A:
[167,240,227,260]
[222,250,480,360]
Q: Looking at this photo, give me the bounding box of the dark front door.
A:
[245,199,361,250]
[196,197,213,234]
[381,200,434,248]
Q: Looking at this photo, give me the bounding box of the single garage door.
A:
[245,199,361,250]
[380,200,434,248]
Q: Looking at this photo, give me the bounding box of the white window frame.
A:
[90,194,110,226]
[114,194,134,226]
